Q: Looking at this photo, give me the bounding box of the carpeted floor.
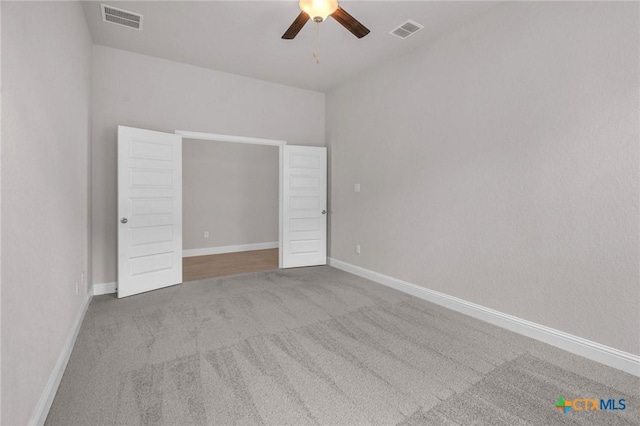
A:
[46,266,639,425]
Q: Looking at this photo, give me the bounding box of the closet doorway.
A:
[117,127,327,297]
[181,133,280,281]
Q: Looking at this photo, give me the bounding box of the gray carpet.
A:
[46,266,639,425]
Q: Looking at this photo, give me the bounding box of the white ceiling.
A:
[82,1,498,92]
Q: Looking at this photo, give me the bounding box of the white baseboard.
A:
[28,293,92,426]
[92,281,117,296]
[182,241,278,258]
[328,258,640,378]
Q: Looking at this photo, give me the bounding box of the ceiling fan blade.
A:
[330,6,370,39]
[282,11,310,39]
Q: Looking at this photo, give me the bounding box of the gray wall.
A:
[1,3,3,420]
[326,1,639,355]
[1,2,92,424]
[183,141,278,250]
[0,3,3,420]
[92,45,325,284]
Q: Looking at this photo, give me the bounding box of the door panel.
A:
[118,126,183,298]
[281,145,327,268]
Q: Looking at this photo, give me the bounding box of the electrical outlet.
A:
[354,183,361,193]
[204,231,210,239]
[356,244,361,254]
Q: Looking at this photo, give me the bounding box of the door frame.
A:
[174,130,287,268]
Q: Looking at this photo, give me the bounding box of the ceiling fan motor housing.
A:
[299,0,338,22]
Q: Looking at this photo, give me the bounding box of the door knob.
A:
[121,218,128,224]
[322,210,326,215]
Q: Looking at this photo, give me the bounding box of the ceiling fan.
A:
[282,0,370,40]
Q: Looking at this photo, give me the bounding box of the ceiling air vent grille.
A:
[389,20,423,39]
[101,4,143,30]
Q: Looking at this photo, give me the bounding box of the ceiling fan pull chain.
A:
[312,21,320,64]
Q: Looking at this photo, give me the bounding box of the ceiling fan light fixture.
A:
[299,0,338,22]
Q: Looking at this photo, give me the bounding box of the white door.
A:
[118,126,183,298]
[281,145,327,268]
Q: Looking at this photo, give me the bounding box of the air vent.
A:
[389,20,423,39]
[101,4,143,30]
